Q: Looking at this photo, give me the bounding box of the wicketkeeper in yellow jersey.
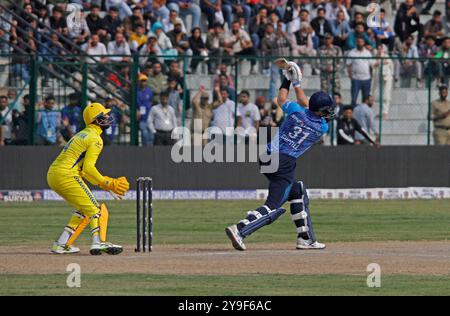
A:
[48,102,130,255]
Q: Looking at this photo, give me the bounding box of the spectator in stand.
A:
[41,32,66,81]
[102,97,126,145]
[432,85,450,145]
[325,0,350,21]
[163,9,187,33]
[304,0,325,20]
[167,20,190,56]
[371,8,395,52]
[67,9,90,45]
[318,33,342,94]
[139,36,162,66]
[260,0,286,18]
[347,36,374,107]
[372,44,394,119]
[82,34,108,63]
[150,21,177,62]
[167,60,183,87]
[336,106,377,146]
[331,9,351,48]
[260,100,284,134]
[255,95,267,121]
[108,64,131,96]
[167,0,202,29]
[10,31,34,84]
[137,73,154,146]
[353,95,379,145]
[129,6,146,31]
[419,35,439,85]
[265,21,292,101]
[0,95,12,146]
[436,36,450,86]
[86,4,103,35]
[261,22,276,73]
[11,94,30,145]
[167,79,182,125]
[213,64,234,88]
[206,23,229,72]
[191,86,214,144]
[290,22,317,73]
[148,90,177,145]
[151,1,170,21]
[226,20,258,74]
[147,61,168,104]
[394,35,422,88]
[201,0,230,29]
[424,10,445,46]
[45,6,68,36]
[130,23,148,52]
[214,74,237,102]
[394,0,423,43]
[311,7,332,47]
[18,2,35,30]
[0,7,11,87]
[189,27,209,74]
[102,6,122,41]
[36,95,60,146]
[226,0,252,25]
[60,93,83,142]
[333,92,346,118]
[349,12,367,30]
[107,32,131,63]
[249,7,269,49]
[284,0,303,32]
[346,22,375,50]
[210,86,241,141]
[237,90,261,138]
[105,0,132,19]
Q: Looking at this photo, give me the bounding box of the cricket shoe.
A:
[51,242,80,254]
[296,238,326,250]
[225,225,246,251]
[90,242,123,255]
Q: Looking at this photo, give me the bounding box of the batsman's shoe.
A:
[225,225,246,251]
[90,242,123,255]
[51,242,80,254]
[296,238,326,250]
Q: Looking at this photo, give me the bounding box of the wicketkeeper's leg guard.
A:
[237,206,286,238]
[289,181,317,242]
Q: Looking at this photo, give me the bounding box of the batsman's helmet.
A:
[309,91,335,120]
[83,102,113,127]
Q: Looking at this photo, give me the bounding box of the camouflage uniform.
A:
[318,45,342,94]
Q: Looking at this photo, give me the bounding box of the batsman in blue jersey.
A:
[226,60,336,251]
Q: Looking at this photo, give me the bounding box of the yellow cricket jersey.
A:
[48,124,105,186]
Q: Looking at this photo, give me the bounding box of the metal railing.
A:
[0,54,446,146]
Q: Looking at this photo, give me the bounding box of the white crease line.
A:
[123,249,450,260]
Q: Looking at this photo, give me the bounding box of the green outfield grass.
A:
[0,200,449,246]
[1,273,449,296]
[1,200,449,296]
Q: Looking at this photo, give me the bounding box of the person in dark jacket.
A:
[188,27,208,73]
[336,106,377,146]
[311,7,332,46]
[394,0,424,42]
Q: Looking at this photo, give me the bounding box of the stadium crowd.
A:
[1,0,450,146]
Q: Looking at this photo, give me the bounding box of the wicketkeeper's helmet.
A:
[83,102,113,127]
